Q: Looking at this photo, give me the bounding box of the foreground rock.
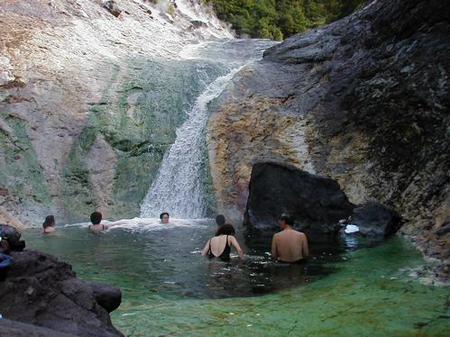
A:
[0,223,25,251]
[86,281,122,314]
[0,250,123,337]
[208,0,449,272]
[0,318,76,337]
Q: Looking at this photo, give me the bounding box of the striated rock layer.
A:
[0,0,232,224]
[207,0,449,278]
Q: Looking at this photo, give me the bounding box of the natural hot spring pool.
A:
[23,219,449,336]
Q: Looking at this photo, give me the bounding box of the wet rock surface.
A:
[208,0,449,276]
[0,250,123,337]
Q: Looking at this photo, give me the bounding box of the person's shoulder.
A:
[296,231,307,238]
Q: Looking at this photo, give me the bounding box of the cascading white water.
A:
[140,40,276,219]
[140,67,241,218]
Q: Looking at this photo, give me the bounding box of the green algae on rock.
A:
[60,58,226,221]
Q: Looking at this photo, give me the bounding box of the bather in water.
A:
[202,224,244,262]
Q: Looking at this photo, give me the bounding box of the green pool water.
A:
[22,219,449,336]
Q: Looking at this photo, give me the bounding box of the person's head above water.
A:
[43,215,55,228]
[215,214,225,227]
[279,214,295,229]
[216,224,236,236]
[160,212,169,224]
[90,212,102,225]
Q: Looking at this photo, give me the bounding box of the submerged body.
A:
[272,214,309,263]
[202,234,244,262]
[42,215,56,234]
[88,212,113,231]
[272,229,309,263]
[202,224,244,261]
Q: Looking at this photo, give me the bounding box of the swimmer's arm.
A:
[230,236,244,258]
[201,240,211,257]
[271,235,278,260]
[301,234,309,258]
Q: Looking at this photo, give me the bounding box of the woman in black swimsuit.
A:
[201,224,244,261]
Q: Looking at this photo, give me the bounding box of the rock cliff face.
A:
[207,0,449,274]
[0,0,231,224]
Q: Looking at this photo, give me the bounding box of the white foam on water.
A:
[63,217,210,232]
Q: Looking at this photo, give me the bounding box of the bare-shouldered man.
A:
[271,214,309,263]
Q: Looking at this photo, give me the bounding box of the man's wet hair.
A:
[215,214,225,226]
[160,212,169,220]
[42,215,55,228]
[90,212,102,225]
[280,214,295,226]
[216,224,236,236]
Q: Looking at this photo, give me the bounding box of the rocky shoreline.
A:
[0,249,123,336]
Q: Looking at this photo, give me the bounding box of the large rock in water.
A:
[0,250,123,337]
[352,202,402,237]
[244,162,354,233]
[207,0,449,273]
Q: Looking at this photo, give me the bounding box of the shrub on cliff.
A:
[205,0,365,40]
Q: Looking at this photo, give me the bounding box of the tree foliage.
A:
[205,0,365,40]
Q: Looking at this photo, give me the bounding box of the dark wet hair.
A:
[216,224,236,236]
[160,212,169,220]
[90,212,102,225]
[280,214,294,226]
[215,214,225,226]
[43,215,55,228]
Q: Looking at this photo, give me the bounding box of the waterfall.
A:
[140,40,276,219]
[140,67,239,218]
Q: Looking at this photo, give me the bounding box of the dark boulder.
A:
[0,318,76,337]
[244,162,354,234]
[0,224,25,252]
[0,250,123,337]
[86,281,122,313]
[351,202,402,237]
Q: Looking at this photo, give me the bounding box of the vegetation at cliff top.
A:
[204,0,365,40]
